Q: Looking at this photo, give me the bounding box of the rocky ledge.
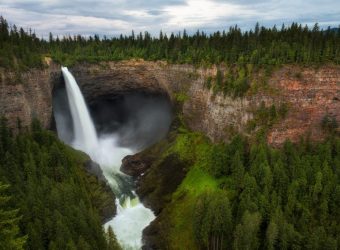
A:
[120,129,188,249]
[121,153,152,177]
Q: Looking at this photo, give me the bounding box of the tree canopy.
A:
[0,16,339,70]
[0,118,120,250]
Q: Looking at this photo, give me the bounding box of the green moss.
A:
[174,166,219,199]
[167,165,219,249]
[205,76,213,89]
[174,92,189,103]
[154,130,220,249]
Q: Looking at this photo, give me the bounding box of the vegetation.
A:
[207,67,251,97]
[1,15,340,249]
[247,101,289,135]
[0,118,120,250]
[0,17,44,70]
[322,114,339,134]
[159,129,340,249]
[0,182,27,250]
[206,64,278,97]
[174,92,189,103]
[1,16,339,97]
[1,16,339,71]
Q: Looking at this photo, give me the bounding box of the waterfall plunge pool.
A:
[53,67,172,249]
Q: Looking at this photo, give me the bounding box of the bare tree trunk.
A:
[212,235,214,250]
[216,235,219,250]
[221,234,224,250]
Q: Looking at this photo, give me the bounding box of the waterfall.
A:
[60,66,155,250]
[61,66,98,155]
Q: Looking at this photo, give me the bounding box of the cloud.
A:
[0,6,133,37]
[163,0,256,28]
[0,0,339,37]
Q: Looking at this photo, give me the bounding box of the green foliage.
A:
[205,76,213,89]
[0,17,44,70]
[194,190,233,249]
[0,118,120,250]
[1,17,340,71]
[321,114,338,134]
[233,211,262,250]
[0,182,27,250]
[164,127,340,250]
[207,66,251,97]
[247,101,288,133]
[173,92,189,103]
[106,227,121,250]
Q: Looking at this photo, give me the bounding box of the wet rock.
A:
[136,151,187,249]
[84,160,107,182]
[83,159,116,223]
[121,153,153,177]
[142,213,170,250]
[136,153,187,215]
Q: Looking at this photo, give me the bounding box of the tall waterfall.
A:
[61,67,98,155]
[60,67,155,250]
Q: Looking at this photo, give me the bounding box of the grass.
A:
[167,165,219,249]
[175,166,219,196]
[159,130,220,249]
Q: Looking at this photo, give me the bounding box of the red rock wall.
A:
[180,65,340,146]
[267,66,340,146]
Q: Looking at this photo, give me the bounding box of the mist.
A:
[54,89,173,152]
[52,80,74,145]
[53,83,173,189]
[105,93,172,151]
[54,68,171,249]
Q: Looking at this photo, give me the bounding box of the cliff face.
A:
[1,60,339,145]
[181,65,340,145]
[65,62,169,103]
[267,66,340,145]
[0,64,59,129]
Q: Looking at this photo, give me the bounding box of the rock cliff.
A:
[1,60,339,145]
[0,64,59,129]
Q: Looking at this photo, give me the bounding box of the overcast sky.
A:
[0,0,339,38]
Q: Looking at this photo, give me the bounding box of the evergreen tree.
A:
[233,211,261,250]
[0,182,27,250]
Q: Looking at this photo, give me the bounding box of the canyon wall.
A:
[1,60,339,145]
[0,64,59,129]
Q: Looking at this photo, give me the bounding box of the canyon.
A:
[1,60,339,249]
[1,60,339,146]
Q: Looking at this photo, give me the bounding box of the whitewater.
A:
[60,66,155,249]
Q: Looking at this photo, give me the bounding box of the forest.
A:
[160,128,340,249]
[0,118,120,250]
[0,15,339,250]
[0,16,339,71]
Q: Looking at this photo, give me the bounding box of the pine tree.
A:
[233,211,261,250]
[106,226,121,250]
[0,182,27,250]
[231,151,245,189]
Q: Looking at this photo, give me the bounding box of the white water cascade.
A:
[60,67,155,250]
[61,67,98,154]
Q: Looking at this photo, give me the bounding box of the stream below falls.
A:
[53,67,172,249]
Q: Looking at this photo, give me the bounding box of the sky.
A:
[0,0,339,38]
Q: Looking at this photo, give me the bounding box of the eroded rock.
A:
[1,61,339,146]
[121,153,151,177]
